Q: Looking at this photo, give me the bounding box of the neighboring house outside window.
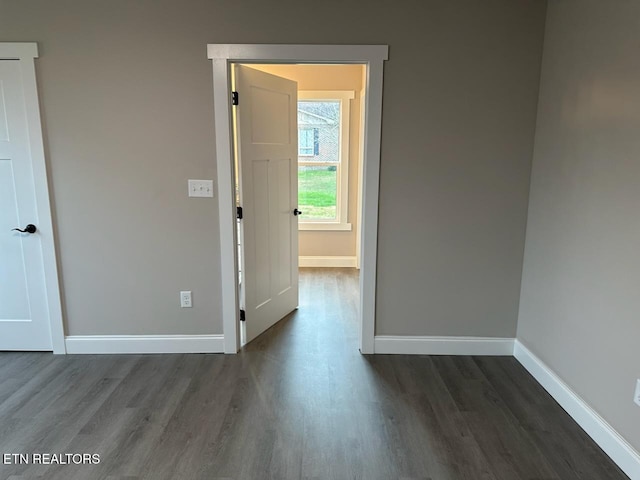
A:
[298,127,319,156]
[297,91,354,231]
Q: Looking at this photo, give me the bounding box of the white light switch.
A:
[188,179,214,198]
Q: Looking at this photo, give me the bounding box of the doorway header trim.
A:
[207,44,389,63]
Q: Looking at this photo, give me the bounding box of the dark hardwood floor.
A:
[0,268,628,480]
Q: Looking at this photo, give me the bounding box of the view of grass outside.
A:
[298,166,337,220]
[298,99,341,222]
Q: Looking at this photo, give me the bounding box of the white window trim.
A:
[298,90,354,231]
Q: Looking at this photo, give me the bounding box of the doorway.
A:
[208,44,388,354]
[234,63,365,347]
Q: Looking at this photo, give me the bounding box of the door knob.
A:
[293,209,303,216]
[12,224,37,234]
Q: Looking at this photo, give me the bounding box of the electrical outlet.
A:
[180,291,192,308]
[634,379,640,407]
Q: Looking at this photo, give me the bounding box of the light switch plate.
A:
[188,179,214,198]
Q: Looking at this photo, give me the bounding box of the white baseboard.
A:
[299,256,357,268]
[514,340,640,480]
[64,334,225,354]
[373,335,515,356]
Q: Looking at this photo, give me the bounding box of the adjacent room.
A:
[0,0,638,479]
[232,63,365,347]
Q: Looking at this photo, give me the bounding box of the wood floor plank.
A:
[432,356,559,480]
[474,357,628,480]
[0,268,629,480]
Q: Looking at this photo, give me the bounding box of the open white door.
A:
[0,59,54,350]
[233,65,299,344]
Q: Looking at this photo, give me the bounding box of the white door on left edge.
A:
[0,60,52,350]
[233,65,299,344]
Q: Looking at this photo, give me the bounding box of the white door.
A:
[0,59,53,350]
[233,65,299,344]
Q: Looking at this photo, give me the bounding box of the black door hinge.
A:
[239,309,246,321]
[236,206,243,219]
[232,91,239,106]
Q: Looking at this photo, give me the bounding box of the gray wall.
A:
[0,0,547,337]
[518,0,640,451]
[374,3,546,336]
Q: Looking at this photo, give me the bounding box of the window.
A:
[298,91,354,231]
[298,128,318,156]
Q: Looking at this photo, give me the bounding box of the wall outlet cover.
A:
[634,379,640,407]
[180,290,192,308]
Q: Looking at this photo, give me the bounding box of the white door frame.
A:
[0,43,65,354]
[207,44,388,354]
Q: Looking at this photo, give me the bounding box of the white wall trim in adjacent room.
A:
[65,335,225,354]
[373,335,515,356]
[514,340,640,480]
[299,223,352,231]
[299,256,357,268]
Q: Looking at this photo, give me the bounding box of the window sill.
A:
[299,222,352,232]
